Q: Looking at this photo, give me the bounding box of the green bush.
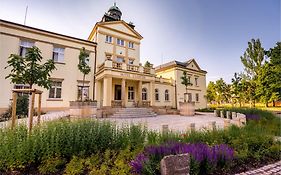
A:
[38,156,66,174]
[0,120,146,172]
[64,156,85,175]
[0,95,29,121]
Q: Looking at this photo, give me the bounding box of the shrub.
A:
[0,120,146,172]
[64,156,85,175]
[0,95,29,121]
[38,156,66,174]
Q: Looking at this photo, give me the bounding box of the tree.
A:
[78,47,91,101]
[206,81,216,103]
[259,42,281,106]
[214,78,229,104]
[231,73,243,107]
[5,46,56,89]
[180,71,193,102]
[240,39,265,107]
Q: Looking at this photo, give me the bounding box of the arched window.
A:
[155,89,159,101]
[142,88,147,101]
[165,89,169,101]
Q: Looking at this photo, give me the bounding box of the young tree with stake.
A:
[181,71,193,102]
[78,47,91,101]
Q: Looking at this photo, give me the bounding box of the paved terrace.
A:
[101,113,226,133]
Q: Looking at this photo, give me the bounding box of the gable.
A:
[88,21,143,41]
[186,59,201,71]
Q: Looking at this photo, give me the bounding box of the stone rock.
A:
[160,153,190,175]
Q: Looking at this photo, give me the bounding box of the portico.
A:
[96,73,155,108]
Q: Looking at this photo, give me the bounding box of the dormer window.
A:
[106,35,112,43]
[117,38,124,46]
[128,42,134,48]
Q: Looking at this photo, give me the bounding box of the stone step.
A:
[112,108,157,118]
[111,114,156,118]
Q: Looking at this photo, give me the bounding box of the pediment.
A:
[99,21,143,39]
[186,59,201,71]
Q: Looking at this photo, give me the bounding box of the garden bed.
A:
[0,108,280,174]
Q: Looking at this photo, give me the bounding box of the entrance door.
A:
[115,85,121,100]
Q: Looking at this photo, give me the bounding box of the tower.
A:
[102,2,122,22]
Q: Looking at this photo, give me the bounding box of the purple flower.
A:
[246,114,260,121]
[129,153,148,174]
[130,142,235,174]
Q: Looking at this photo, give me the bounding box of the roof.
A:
[0,19,97,46]
[108,2,122,13]
[155,59,207,74]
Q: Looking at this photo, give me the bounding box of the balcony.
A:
[98,59,155,75]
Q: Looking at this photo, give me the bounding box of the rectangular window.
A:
[128,59,134,64]
[128,42,134,48]
[19,40,34,57]
[117,38,124,46]
[116,57,124,63]
[128,86,134,100]
[53,47,65,63]
[77,86,89,101]
[106,35,112,43]
[195,77,198,86]
[196,93,199,102]
[49,81,62,99]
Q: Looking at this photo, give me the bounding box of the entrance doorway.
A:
[114,85,121,100]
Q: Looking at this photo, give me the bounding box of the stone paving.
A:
[101,113,225,132]
[236,161,281,175]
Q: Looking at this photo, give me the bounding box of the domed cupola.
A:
[107,2,122,20]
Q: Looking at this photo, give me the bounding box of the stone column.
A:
[103,77,112,107]
[138,81,142,107]
[226,111,231,119]
[95,80,101,107]
[121,79,126,107]
[189,123,195,132]
[150,81,155,106]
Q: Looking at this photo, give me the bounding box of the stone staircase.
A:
[111,108,157,118]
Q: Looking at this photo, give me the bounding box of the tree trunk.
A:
[273,100,275,107]
[81,74,85,101]
[265,102,268,107]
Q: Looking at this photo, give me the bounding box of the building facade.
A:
[0,4,207,113]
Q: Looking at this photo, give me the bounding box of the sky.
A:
[0,0,280,83]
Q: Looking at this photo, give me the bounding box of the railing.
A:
[127,64,139,72]
[112,61,122,69]
[98,60,155,75]
[111,100,122,107]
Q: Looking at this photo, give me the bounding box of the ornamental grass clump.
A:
[130,142,234,175]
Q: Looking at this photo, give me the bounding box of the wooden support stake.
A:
[28,92,35,133]
[11,92,17,129]
[37,93,42,124]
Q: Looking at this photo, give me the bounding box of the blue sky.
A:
[0,0,280,83]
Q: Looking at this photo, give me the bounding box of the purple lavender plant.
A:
[246,114,260,121]
[129,142,235,174]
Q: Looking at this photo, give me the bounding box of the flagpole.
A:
[24,5,28,25]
